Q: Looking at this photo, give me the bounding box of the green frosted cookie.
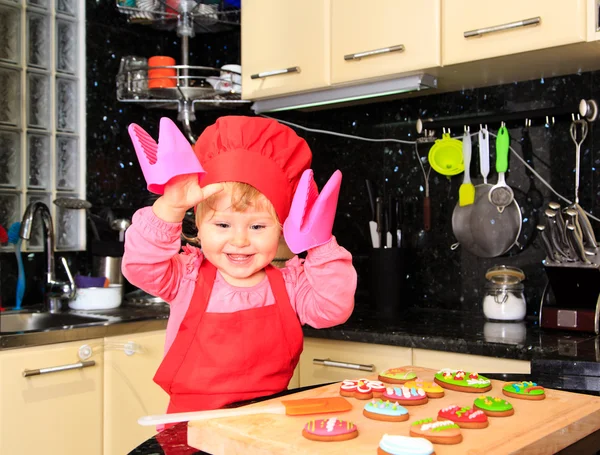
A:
[473,395,514,416]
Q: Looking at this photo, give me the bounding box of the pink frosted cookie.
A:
[382,385,428,406]
[302,417,358,442]
[339,378,386,400]
[405,379,445,398]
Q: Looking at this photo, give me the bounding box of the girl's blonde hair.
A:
[195,181,280,227]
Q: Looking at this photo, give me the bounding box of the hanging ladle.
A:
[111,218,131,242]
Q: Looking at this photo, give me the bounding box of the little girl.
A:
[122,116,356,419]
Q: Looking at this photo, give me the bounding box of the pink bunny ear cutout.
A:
[127,117,206,195]
[283,169,342,254]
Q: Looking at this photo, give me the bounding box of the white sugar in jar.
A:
[482,266,527,322]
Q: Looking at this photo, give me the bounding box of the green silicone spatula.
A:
[459,129,475,206]
[488,125,514,212]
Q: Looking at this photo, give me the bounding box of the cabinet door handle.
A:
[344,44,405,61]
[23,360,96,377]
[250,67,300,80]
[464,17,540,38]
[313,358,375,372]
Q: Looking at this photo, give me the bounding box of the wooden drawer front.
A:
[442,0,586,65]
[241,0,330,100]
[412,348,531,374]
[0,340,103,455]
[299,338,411,387]
[331,0,440,84]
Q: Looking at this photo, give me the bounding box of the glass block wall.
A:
[0,0,85,251]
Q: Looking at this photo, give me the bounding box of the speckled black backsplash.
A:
[1,0,599,319]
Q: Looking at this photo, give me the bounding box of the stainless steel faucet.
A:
[19,202,75,313]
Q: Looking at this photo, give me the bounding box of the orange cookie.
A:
[339,379,386,400]
[302,417,358,442]
[502,381,546,400]
[405,379,445,398]
[409,418,462,445]
[437,405,489,429]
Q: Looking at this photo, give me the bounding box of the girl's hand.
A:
[153,174,223,222]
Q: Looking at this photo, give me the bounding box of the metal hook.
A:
[464,125,470,133]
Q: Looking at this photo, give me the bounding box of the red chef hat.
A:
[194,116,312,223]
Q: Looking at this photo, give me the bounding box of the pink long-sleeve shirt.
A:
[122,207,357,354]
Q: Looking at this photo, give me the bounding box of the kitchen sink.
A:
[0,312,109,334]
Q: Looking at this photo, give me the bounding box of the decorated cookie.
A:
[378,368,417,384]
[302,418,358,442]
[502,381,546,400]
[339,379,386,400]
[405,379,445,398]
[363,398,409,422]
[473,395,514,417]
[382,385,428,406]
[437,404,489,429]
[433,369,492,393]
[378,434,435,455]
[409,418,462,445]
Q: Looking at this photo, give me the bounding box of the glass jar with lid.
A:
[482,265,526,322]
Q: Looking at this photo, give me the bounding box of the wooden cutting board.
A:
[187,366,600,454]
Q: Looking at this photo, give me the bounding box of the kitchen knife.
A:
[375,196,383,248]
[573,204,598,248]
[389,195,397,247]
[544,209,569,260]
[138,396,353,426]
[536,224,559,263]
[548,202,568,246]
[564,208,584,245]
[566,223,591,264]
[364,179,376,221]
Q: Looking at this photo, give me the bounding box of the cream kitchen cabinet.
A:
[0,339,104,455]
[330,0,440,84]
[442,0,587,66]
[299,337,412,387]
[103,330,169,455]
[241,0,330,100]
[299,337,531,388]
[412,348,530,374]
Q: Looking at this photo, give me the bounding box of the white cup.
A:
[220,64,241,93]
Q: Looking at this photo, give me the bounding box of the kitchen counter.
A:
[0,304,169,350]
[3,302,599,365]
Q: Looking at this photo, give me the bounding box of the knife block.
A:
[368,248,405,318]
[539,263,600,334]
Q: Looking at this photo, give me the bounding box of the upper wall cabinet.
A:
[331,0,440,84]
[442,0,587,65]
[241,0,330,100]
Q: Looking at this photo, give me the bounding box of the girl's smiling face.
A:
[197,186,281,287]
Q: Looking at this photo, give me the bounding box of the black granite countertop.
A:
[303,306,600,364]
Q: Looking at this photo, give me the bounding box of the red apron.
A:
[154,259,304,415]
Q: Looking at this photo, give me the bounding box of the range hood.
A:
[251,73,437,114]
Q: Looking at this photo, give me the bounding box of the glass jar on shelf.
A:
[482,265,526,322]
